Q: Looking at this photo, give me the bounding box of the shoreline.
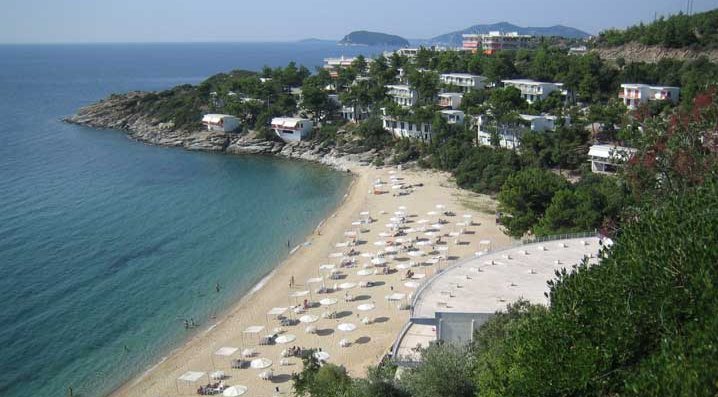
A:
[108,168,366,397]
[107,163,512,397]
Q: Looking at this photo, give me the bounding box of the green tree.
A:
[400,343,475,397]
[497,168,570,237]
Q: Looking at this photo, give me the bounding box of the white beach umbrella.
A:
[223,385,248,397]
[299,314,319,323]
[436,204,446,210]
[384,246,399,253]
[250,358,272,369]
[306,277,324,285]
[398,206,407,210]
[411,273,426,279]
[337,323,357,332]
[320,298,338,306]
[427,211,438,216]
[360,252,374,258]
[371,257,387,265]
[351,221,361,226]
[319,264,336,271]
[415,241,430,247]
[404,228,417,233]
[437,246,449,252]
[378,232,391,237]
[391,184,403,189]
[407,250,425,257]
[404,281,420,288]
[360,211,370,216]
[290,290,310,298]
[335,242,348,248]
[394,211,405,216]
[463,214,473,219]
[373,241,387,246]
[329,252,344,258]
[338,282,357,290]
[395,237,409,243]
[396,263,411,270]
[385,293,406,301]
[275,334,296,344]
[417,219,429,224]
[357,269,373,276]
[424,232,436,237]
[357,303,375,311]
[314,351,330,362]
[210,371,225,380]
[431,223,443,229]
[385,223,398,228]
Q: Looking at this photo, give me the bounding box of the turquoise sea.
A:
[0,42,385,397]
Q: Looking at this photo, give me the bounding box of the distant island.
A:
[339,30,410,47]
[426,22,591,46]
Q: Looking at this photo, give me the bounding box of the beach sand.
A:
[110,165,511,397]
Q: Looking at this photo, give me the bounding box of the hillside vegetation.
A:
[597,9,718,49]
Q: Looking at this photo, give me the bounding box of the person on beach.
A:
[290,275,295,288]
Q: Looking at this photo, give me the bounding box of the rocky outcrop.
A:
[65,92,376,171]
[593,43,718,64]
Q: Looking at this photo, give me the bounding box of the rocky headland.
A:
[65,92,378,171]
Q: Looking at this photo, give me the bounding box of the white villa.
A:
[340,105,371,123]
[271,117,313,143]
[201,114,240,133]
[440,109,465,125]
[381,109,433,142]
[438,92,463,109]
[588,144,636,174]
[501,79,565,104]
[619,84,680,109]
[476,114,566,149]
[440,73,487,92]
[386,84,418,107]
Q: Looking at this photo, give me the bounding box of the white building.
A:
[462,32,532,54]
[386,84,418,107]
[588,144,636,174]
[440,73,487,92]
[476,114,566,149]
[340,105,371,123]
[381,109,433,142]
[619,84,680,109]
[502,79,565,104]
[201,114,241,133]
[271,117,313,142]
[440,110,465,125]
[438,92,463,109]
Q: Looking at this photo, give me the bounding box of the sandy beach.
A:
[110,165,511,397]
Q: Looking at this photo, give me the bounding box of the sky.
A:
[0,0,715,44]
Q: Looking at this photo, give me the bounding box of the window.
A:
[400,122,405,130]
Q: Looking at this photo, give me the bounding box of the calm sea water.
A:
[0,42,384,397]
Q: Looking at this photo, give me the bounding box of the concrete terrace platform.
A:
[394,237,602,359]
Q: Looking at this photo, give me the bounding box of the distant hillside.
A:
[338,31,410,47]
[596,9,718,50]
[427,22,591,46]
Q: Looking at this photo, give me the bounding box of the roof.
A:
[202,114,238,123]
[520,114,557,122]
[412,237,601,318]
[440,110,465,115]
[588,145,636,161]
[386,84,412,90]
[441,73,486,80]
[271,117,310,128]
[438,92,463,97]
[502,79,558,86]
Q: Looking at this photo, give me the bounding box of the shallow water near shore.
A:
[0,42,383,397]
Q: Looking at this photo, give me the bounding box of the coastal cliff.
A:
[65,92,376,171]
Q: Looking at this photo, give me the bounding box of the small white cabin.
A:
[588,144,636,174]
[271,117,313,142]
[201,114,241,133]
